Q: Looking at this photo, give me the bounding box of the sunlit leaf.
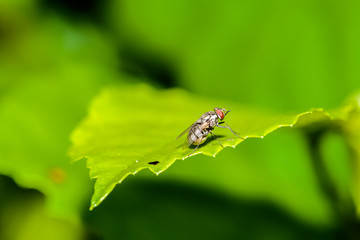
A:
[69,84,338,209]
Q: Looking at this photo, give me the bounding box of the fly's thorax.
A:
[200,111,218,124]
[199,111,212,121]
[200,121,210,130]
[208,114,219,128]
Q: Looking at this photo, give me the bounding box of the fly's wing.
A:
[176,122,195,140]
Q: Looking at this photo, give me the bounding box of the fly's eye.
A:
[215,109,225,120]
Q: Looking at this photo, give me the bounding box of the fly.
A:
[176,108,243,156]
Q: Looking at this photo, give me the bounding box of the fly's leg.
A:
[218,122,244,140]
[210,130,223,147]
[188,143,201,156]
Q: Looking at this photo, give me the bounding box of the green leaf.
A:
[0,176,83,240]
[0,76,98,222]
[340,92,360,217]
[69,84,337,210]
[0,16,119,222]
[109,0,360,112]
[85,179,337,240]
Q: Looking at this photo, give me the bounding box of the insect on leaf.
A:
[69,84,336,210]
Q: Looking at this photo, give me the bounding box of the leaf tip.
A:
[89,204,95,211]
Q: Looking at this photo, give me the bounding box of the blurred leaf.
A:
[109,0,360,111]
[69,84,339,210]
[0,176,83,240]
[341,92,360,217]
[85,179,341,240]
[0,0,36,20]
[0,77,95,222]
[0,16,119,222]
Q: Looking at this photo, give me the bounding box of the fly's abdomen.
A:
[192,136,207,145]
[188,124,209,146]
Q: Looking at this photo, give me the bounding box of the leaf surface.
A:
[69,84,335,209]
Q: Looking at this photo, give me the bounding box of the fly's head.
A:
[214,108,230,120]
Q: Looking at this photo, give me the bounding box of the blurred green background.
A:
[1,0,360,239]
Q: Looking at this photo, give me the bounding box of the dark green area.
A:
[86,179,343,240]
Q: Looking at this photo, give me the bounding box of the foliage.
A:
[69,84,358,211]
[0,15,118,222]
[1,0,360,239]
